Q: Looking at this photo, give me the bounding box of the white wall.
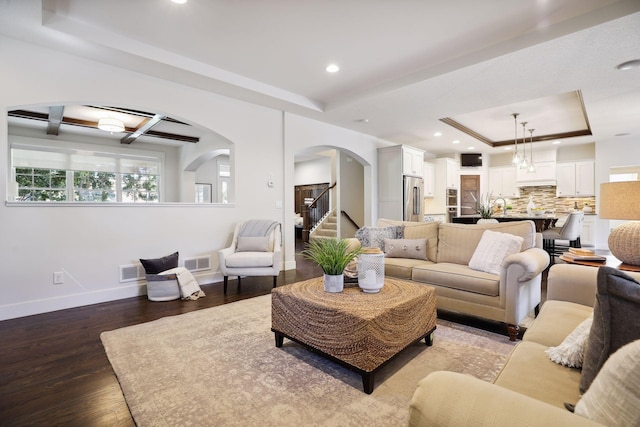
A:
[0,35,381,320]
[293,157,331,186]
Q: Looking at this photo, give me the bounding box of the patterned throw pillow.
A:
[355,226,403,251]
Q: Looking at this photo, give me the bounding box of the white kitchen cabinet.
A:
[423,162,435,198]
[402,146,424,177]
[556,161,594,197]
[443,158,459,189]
[581,214,596,246]
[575,161,595,196]
[488,166,519,198]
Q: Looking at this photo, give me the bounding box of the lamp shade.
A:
[599,181,640,220]
[97,118,125,133]
[599,181,640,265]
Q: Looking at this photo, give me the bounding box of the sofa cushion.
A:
[437,221,536,265]
[523,300,593,348]
[355,225,403,251]
[494,341,583,409]
[384,238,428,260]
[384,257,434,280]
[225,251,274,268]
[545,315,593,368]
[575,339,640,426]
[377,219,439,261]
[580,266,640,393]
[139,251,179,274]
[468,230,523,275]
[412,263,499,297]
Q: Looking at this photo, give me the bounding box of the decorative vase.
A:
[477,218,498,224]
[323,274,344,293]
[358,249,385,293]
[526,195,535,215]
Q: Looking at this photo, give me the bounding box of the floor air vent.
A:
[184,256,211,272]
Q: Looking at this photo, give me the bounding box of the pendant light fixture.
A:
[519,121,528,169]
[527,129,536,173]
[511,113,520,165]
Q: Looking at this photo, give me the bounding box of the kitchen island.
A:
[451,214,558,232]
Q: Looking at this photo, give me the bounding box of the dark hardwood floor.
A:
[0,245,323,426]
[0,238,544,426]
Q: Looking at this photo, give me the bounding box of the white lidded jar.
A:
[358,247,385,293]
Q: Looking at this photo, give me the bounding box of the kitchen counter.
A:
[452,214,558,232]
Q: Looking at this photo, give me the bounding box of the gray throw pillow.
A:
[580,266,640,393]
[355,225,403,251]
[139,251,179,274]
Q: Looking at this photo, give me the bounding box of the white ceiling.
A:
[2,0,640,157]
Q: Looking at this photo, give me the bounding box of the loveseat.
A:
[408,263,640,426]
[350,219,550,340]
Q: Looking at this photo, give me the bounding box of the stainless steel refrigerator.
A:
[403,175,424,221]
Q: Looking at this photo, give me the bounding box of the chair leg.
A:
[223,276,228,294]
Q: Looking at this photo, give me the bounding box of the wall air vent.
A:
[119,264,145,283]
[184,256,211,272]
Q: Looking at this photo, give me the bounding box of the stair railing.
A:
[302,182,336,242]
[340,210,360,231]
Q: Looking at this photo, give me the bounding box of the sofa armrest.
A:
[408,371,603,427]
[503,247,550,282]
[546,264,599,307]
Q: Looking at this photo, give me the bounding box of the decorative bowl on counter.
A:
[531,208,545,216]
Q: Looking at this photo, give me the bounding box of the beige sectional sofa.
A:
[351,219,550,340]
[408,263,640,426]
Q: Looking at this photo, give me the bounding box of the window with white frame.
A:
[11,145,161,203]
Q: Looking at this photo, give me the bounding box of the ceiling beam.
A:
[120,114,164,144]
[46,106,64,135]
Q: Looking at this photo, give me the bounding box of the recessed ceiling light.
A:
[171,0,187,4]
[467,146,475,150]
[325,64,340,73]
[354,118,369,123]
[615,133,630,137]
[433,132,442,137]
[452,140,460,144]
[552,140,561,145]
[616,59,640,71]
[503,146,512,150]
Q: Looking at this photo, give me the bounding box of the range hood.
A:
[517,180,556,187]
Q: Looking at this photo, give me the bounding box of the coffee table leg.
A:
[362,373,374,394]
[425,332,434,346]
[274,331,284,348]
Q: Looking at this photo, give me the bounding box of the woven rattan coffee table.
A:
[271,277,437,394]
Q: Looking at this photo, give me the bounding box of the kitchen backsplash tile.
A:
[499,186,596,214]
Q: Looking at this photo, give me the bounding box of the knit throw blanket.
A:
[159,267,205,300]
[239,220,280,238]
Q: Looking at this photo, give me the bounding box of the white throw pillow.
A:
[546,315,593,368]
[236,236,270,252]
[575,339,640,426]
[468,230,523,275]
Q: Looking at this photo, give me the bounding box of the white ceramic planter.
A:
[323,274,344,293]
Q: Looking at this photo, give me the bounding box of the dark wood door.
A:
[460,175,480,216]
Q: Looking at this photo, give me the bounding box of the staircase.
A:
[310,210,338,241]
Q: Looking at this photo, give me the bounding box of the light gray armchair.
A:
[218,220,282,294]
[542,211,584,263]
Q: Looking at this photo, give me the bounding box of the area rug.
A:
[101,294,516,426]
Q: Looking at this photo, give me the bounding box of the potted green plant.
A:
[474,193,499,223]
[302,238,363,292]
